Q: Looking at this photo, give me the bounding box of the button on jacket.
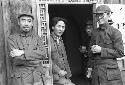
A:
[89,23,124,85]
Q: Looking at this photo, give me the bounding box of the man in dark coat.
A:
[89,5,124,85]
[8,12,46,85]
[80,20,93,54]
[79,20,93,78]
[50,17,75,85]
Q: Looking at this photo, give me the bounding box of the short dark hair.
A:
[51,17,67,27]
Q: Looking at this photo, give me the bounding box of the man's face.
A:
[18,16,33,33]
[52,20,65,37]
[96,13,109,25]
[86,25,93,36]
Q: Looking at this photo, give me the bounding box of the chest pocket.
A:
[32,39,38,50]
[103,33,113,48]
[28,37,38,50]
[106,64,121,81]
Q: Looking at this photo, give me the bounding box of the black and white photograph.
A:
[0,0,125,85]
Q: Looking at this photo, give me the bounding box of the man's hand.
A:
[59,70,67,76]
[86,68,92,78]
[91,45,101,53]
[79,46,86,53]
[10,49,24,57]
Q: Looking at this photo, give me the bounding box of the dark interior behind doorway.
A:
[48,4,93,79]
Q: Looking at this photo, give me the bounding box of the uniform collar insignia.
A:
[51,32,62,41]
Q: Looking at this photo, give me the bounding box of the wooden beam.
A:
[93,3,97,30]
[103,0,120,4]
[0,0,10,85]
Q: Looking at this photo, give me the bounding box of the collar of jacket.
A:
[19,30,33,37]
[98,23,109,30]
[51,32,62,41]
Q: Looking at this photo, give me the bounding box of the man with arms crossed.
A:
[8,12,46,85]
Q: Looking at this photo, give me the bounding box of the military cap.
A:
[94,5,112,14]
[18,12,34,19]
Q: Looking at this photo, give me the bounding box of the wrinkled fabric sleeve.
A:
[51,52,61,74]
[65,59,72,78]
[101,29,124,58]
[52,50,72,78]
[8,35,25,60]
[8,35,18,51]
[52,62,61,74]
[62,43,72,78]
[24,36,46,60]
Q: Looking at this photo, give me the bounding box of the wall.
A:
[1,0,37,85]
[0,0,7,85]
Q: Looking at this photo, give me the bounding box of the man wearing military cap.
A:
[88,5,124,85]
[80,20,93,53]
[8,11,47,85]
[79,20,93,78]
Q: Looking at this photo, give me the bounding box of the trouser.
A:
[91,64,123,85]
[11,66,46,85]
[53,76,75,85]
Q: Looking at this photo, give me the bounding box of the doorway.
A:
[48,4,93,84]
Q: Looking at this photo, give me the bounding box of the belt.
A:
[15,60,43,67]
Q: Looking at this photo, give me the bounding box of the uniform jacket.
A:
[50,32,72,81]
[8,31,46,61]
[8,30,46,77]
[89,23,124,85]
